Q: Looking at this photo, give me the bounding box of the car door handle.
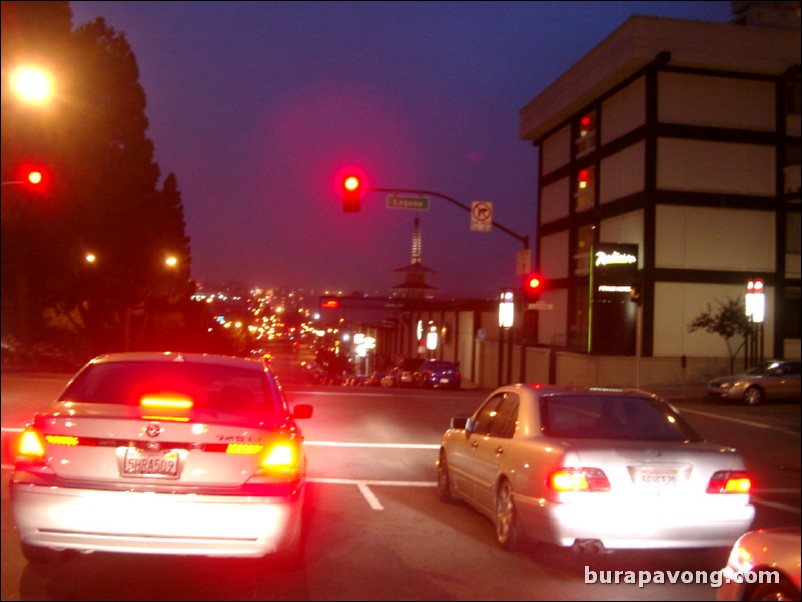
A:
[471,441,479,449]
[495,446,504,455]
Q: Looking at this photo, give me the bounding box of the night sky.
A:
[69,1,734,299]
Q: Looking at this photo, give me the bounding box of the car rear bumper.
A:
[516,494,755,549]
[10,480,303,558]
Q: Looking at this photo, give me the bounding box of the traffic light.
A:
[15,162,50,193]
[522,273,543,304]
[343,175,360,212]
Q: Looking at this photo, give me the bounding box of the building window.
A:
[788,211,801,255]
[568,285,590,351]
[575,111,597,157]
[575,166,595,212]
[786,81,801,115]
[574,225,595,276]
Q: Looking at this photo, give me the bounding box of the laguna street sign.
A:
[386,195,430,211]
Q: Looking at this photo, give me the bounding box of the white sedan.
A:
[10,351,313,568]
[436,384,755,552]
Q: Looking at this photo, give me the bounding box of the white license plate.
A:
[635,467,678,488]
[123,448,179,477]
[439,378,449,384]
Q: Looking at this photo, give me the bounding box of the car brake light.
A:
[139,393,193,409]
[706,471,751,494]
[259,441,301,477]
[549,467,611,492]
[18,429,46,459]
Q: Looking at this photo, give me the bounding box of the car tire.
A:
[437,451,457,503]
[21,543,65,565]
[747,578,800,601]
[744,385,765,406]
[495,479,524,551]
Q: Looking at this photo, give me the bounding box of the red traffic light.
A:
[27,170,43,185]
[343,175,360,213]
[15,162,50,193]
[523,273,544,304]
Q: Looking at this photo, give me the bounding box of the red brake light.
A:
[139,393,193,409]
[549,467,611,492]
[259,440,301,477]
[706,471,751,494]
[18,428,46,458]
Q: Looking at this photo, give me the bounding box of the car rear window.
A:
[539,395,701,442]
[59,361,279,413]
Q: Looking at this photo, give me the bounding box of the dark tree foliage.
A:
[1,1,206,365]
[687,296,752,374]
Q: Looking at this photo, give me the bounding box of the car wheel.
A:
[744,385,765,406]
[437,451,456,502]
[21,543,65,565]
[747,578,800,601]
[495,479,524,551]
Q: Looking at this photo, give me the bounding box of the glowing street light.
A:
[10,65,55,105]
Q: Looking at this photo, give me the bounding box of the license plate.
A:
[439,378,449,384]
[123,447,179,477]
[635,467,678,488]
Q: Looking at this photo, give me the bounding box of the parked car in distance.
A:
[417,360,461,390]
[10,351,313,569]
[717,527,801,601]
[436,384,755,552]
[364,370,389,387]
[389,357,425,387]
[707,359,801,406]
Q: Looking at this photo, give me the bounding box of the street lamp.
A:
[498,289,516,386]
[10,65,55,105]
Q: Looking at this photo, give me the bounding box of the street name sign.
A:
[386,195,430,211]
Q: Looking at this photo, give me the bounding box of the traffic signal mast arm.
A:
[365,186,529,250]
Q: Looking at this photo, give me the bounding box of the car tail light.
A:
[260,440,302,477]
[549,467,611,492]
[18,428,46,459]
[139,392,193,409]
[706,471,751,494]
[225,438,302,478]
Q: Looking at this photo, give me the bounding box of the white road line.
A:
[357,483,384,510]
[679,408,801,436]
[305,441,439,449]
[751,496,802,515]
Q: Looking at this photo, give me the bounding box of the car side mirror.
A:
[292,403,313,419]
[451,416,469,430]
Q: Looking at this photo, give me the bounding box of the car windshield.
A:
[744,361,794,376]
[58,361,278,413]
[540,395,701,442]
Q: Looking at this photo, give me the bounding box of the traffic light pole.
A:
[365,187,530,251]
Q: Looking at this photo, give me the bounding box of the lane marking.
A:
[679,408,801,437]
[357,483,384,510]
[305,441,439,449]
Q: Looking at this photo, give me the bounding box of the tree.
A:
[2,3,196,358]
[687,296,752,374]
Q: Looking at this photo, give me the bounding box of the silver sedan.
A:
[436,384,755,552]
[10,352,313,568]
[707,360,801,406]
